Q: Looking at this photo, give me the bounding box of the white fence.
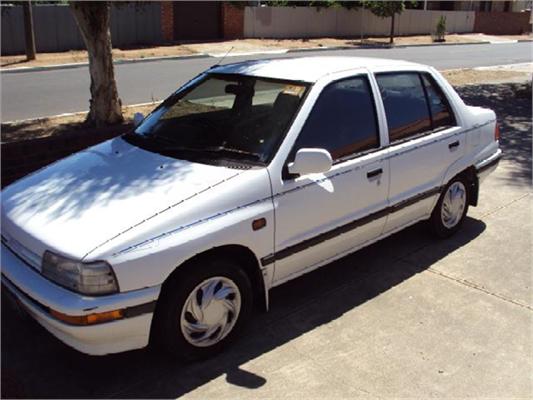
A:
[244,7,475,38]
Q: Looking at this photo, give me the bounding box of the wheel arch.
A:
[442,160,479,207]
[158,244,268,312]
[459,166,479,206]
[447,165,478,207]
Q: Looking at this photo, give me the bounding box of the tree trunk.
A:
[22,1,36,61]
[389,13,395,44]
[70,2,123,127]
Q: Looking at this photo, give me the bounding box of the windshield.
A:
[124,73,309,166]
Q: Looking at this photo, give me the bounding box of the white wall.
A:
[244,7,475,38]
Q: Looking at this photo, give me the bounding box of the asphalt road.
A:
[1,42,531,122]
[1,81,531,398]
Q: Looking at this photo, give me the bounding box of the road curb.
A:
[0,53,212,74]
[286,41,496,52]
[2,100,163,126]
[287,46,353,53]
[393,40,493,48]
[3,39,528,75]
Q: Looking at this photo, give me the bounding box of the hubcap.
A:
[180,276,241,348]
[441,181,466,229]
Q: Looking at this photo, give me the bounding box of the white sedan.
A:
[1,57,501,360]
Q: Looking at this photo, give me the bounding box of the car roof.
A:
[210,56,424,83]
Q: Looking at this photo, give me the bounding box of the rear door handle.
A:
[448,141,460,150]
[367,168,383,179]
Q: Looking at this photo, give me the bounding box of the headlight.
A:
[42,251,119,295]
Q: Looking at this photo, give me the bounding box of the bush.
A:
[433,16,446,42]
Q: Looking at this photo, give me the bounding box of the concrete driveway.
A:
[1,82,531,399]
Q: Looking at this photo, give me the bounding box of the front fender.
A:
[104,196,275,293]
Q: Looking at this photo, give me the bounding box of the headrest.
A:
[273,93,300,112]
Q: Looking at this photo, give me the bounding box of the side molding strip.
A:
[260,185,442,266]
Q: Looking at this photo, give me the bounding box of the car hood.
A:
[1,138,246,261]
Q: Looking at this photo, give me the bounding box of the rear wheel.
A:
[153,258,253,361]
[430,177,469,238]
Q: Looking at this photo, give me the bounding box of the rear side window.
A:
[421,73,456,130]
[291,76,379,161]
[376,72,431,142]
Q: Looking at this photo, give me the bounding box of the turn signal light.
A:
[495,123,500,141]
[252,218,267,231]
[50,309,124,325]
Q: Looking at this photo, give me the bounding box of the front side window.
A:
[376,72,432,142]
[124,74,308,165]
[290,76,380,162]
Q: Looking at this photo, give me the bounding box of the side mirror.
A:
[133,112,144,127]
[288,148,333,176]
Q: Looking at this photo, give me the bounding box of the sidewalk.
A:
[2,33,531,72]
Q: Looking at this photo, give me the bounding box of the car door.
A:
[375,71,465,234]
[268,73,390,285]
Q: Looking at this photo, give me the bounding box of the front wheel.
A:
[153,258,253,361]
[429,177,469,238]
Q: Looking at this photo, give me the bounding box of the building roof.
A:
[211,56,423,82]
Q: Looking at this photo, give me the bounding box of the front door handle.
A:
[448,141,460,150]
[367,168,383,179]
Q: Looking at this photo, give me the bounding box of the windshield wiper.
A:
[124,134,263,163]
[203,146,262,162]
[169,145,263,163]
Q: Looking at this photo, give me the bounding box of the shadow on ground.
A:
[2,119,103,143]
[456,82,532,187]
[1,218,485,399]
[1,81,529,399]
[0,59,29,68]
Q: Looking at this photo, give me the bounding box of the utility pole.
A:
[22,1,36,61]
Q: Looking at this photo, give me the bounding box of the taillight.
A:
[495,123,500,141]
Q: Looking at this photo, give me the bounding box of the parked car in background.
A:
[1,57,501,360]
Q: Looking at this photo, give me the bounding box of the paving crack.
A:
[396,243,532,312]
[479,192,531,219]
[425,267,532,312]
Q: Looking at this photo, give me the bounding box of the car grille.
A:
[1,234,41,270]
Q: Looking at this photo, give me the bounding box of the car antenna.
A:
[210,46,234,69]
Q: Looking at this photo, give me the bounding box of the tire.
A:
[152,257,253,361]
[429,176,469,238]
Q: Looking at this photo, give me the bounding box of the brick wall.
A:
[161,1,174,42]
[474,11,532,35]
[160,2,243,42]
[221,3,244,39]
[1,126,130,188]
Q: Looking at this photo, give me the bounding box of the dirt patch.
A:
[1,102,160,144]
[184,34,484,55]
[1,46,195,69]
[441,69,531,86]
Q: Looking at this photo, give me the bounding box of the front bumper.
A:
[1,242,161,355]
